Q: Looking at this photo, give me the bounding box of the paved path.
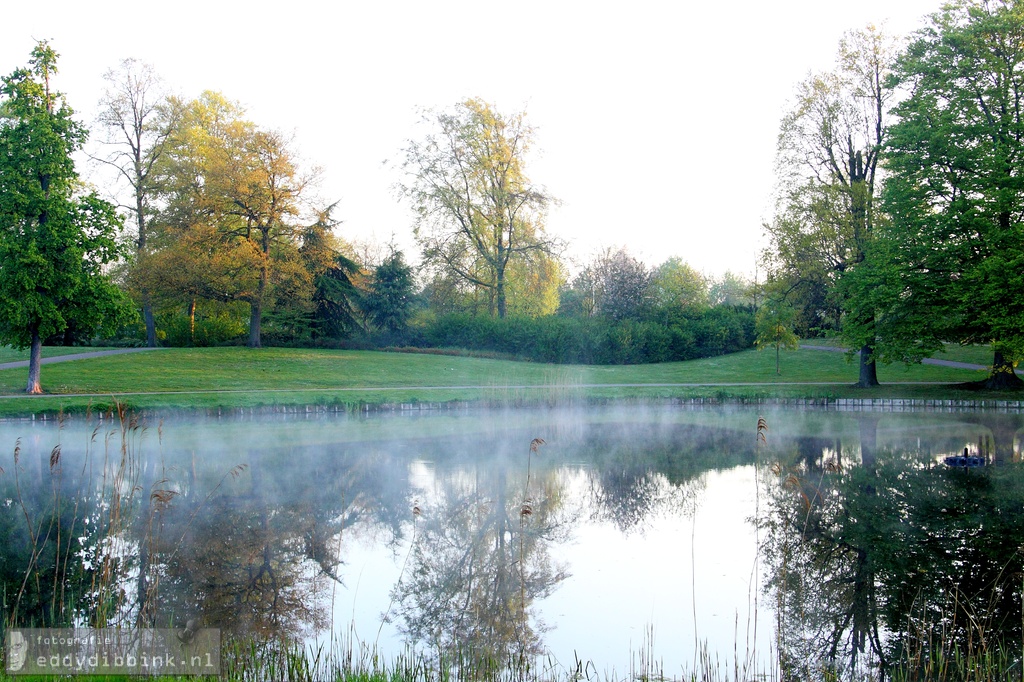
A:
[800,344,991,371]
[0,347,160,371]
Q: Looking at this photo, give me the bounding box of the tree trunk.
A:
[138,189,158,347]
[983,348,1023,390]
[857,343,879,387]
[26,328,42,394]
[776,342,781,375]
[248,299,262,349]
[248,240,269,348]
[496,269,507,319]
[187,298,196,345]
[143,297,157,347]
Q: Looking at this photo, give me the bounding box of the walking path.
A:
[800,344,992,371]
[0,347,160,371]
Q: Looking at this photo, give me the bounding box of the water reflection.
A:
[387,451,570,664]
[764,412,1024,680]
[1,406,1023,677]
[0,436,101,627]
[138,439,415,640]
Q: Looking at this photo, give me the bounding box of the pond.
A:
[1,403,1022,680]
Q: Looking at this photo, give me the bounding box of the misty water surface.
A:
[1,404,1022,678]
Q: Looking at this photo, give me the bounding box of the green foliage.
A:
[157,302,247,347]
[0,42,133,387]
[411,306,755,365]
[399,98,558,318]
[765,26,896,385]
[651,257,708,309]
[755,302,800,374]
[364,249,416,341]
[872,0,1024,387]
[297,209,365,342]
[309,252,363,339]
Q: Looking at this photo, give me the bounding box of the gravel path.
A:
[0,347,160,371]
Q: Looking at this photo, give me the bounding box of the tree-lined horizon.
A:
[763,0,1024,390]
[3,1,1023,393]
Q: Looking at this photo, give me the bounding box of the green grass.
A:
[805,338,1003,367]
[0,345,118,363]
[0,344,999,417]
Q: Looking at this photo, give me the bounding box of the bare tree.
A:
[93,59,180,347]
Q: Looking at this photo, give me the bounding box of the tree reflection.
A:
[584,422,752,531]
[764,414,1024,679]
[139,440,413,642]
[387,452,571,667]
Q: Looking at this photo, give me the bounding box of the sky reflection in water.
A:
[0,404,1021,678]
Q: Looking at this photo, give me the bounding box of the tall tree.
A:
[228,128,313,347]
[0,42,131,393]
[399,98,558,318]
[298,206,364,340]
[869,0,1024,389]
[152,92,315,348]
[92,59,180,347]
[767,25,898,386]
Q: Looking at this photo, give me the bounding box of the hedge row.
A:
[409,307,755,365]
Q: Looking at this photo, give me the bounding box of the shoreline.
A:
[7,392,1024,422]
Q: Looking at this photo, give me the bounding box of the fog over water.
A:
[1,404,1021,678]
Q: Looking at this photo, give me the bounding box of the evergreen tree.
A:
[0,42,131,393]
[365,249,415,341]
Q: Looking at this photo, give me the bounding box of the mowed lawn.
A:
[0,345,118,363]
[0,345,986,399]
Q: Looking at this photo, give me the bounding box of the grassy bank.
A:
[0,344,1000,417]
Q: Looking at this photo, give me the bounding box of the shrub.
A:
[408,307,755,365]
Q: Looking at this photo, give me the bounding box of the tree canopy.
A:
[399,98,558,318]
[143,91,318,348]
[864,0,1024,388]
[765,25,898,386]
[0,42,131,392]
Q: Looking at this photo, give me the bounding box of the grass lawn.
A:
[0,345,118,363]
[805,338,1001,367]
[0,344,1000,417]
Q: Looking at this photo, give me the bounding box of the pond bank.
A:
[8,393,1024,422]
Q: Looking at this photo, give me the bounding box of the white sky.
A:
[2,0,942,279]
